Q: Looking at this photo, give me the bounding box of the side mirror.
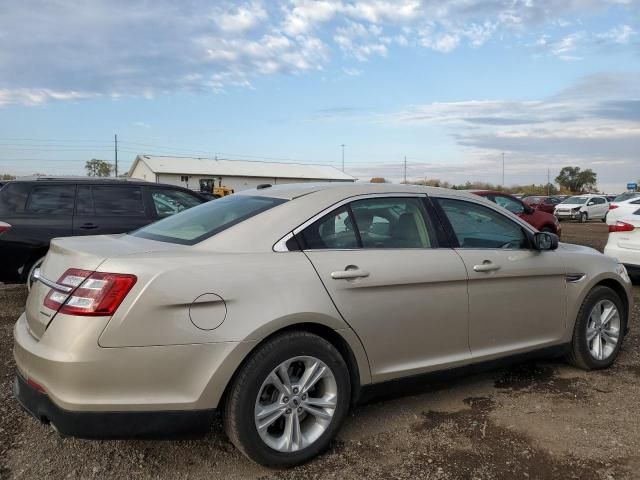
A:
[587,201,594,206]
[524,205,535,214]
[533,231,559,251]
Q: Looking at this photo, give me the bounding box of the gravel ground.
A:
[2,222,639,479]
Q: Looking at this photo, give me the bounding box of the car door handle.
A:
[331,267,370,280]
[79,223,99,230]
[473,261,501,272]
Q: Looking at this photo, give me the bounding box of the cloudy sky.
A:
[0,0,638,192]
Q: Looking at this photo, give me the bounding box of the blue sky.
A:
[0,0,638,192]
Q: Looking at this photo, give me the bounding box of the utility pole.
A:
[404,155,407,184]
[114,134,118,177]
[340,144,345,172]
[547,168,550,195]
[501,152,505,188]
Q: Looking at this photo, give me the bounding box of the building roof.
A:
[128,155,355,181]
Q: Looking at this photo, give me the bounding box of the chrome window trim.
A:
[272,192,428,252]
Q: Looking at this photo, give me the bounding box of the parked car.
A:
[0,177,206,284]
[15,183,631,467]
[606,196,640,226]
[470,191,561,236]
[554,194,609,223]
[612,192,640,203]
[522,195,562,214]
[604,210,640,279]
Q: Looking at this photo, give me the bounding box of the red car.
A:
[522,195,562,214]
[471,191,562,237]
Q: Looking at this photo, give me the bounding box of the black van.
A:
[0,177,206,283]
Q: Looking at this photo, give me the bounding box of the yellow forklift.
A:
[199,178,235,199]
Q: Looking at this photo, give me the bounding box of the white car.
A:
[554,195,609,222]
[604,212,640,278]
[606,195,640,226]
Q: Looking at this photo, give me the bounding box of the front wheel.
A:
[223,331,351,467]
[579,212,588,223]
[566,286,626,370]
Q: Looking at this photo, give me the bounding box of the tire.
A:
[540,226,554,233]
[566,286,626,370]
[25,256,46,291]
[223,331,351,467]
[579,212,588,223]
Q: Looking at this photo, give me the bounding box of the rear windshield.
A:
[561,196,588,204]
[131,195,286,245]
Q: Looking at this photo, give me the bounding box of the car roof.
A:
[236,182,471,200]
[5,176,202,193]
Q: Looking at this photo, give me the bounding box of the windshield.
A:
[560,196,588,204]
[132,195,287,245]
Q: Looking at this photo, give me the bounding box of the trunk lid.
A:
[25,233,178,339]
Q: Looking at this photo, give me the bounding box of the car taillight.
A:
[609,204,619,210]
[43,268,136,316]
[0,221,11,234]
[608,222,635,233]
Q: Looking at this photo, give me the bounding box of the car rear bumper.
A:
[604,244,640,270]
[14,371,215,439]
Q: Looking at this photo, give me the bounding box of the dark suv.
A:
[0,177,206,283]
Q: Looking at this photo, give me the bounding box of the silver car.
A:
[14,183,632,467]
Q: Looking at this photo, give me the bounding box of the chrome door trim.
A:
[272,192,429,252]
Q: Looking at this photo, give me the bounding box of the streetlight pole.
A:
[501,152,505,188]
[340,144,346,172]
[404,155,407,184]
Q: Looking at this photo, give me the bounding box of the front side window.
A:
[26,185,75,215]
[151,189,203,217]
[92,186,145,216]
[132,195,286,245]
[436,198,528,249]
[544,197,560,205]
[300,196,436,250]
[490,195,525,215]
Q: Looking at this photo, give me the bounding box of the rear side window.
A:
[92,186,145,216]
[300,197,437,250]
[0,183,31,215]
[150,188,203,217]
[132,195,286,245]
[26,185,75,215]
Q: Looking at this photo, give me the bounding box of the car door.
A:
[298,194,471,382]
[72,184,149,235]
[433,196,567,358]
[593,197,608,218]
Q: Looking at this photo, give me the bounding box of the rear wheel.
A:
[566,286,625,370]
[223,331,351,467]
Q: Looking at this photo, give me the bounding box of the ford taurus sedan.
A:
[14,183,632,467]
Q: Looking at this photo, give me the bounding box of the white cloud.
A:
[597,24,636,44]
[213,1,267,33]
[1,0,639,105]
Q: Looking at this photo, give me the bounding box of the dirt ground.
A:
[1,221,639,479]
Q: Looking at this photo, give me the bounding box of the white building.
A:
[127,155,356,192]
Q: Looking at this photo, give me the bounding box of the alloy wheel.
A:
[587,299,620,361]
[254,356,338,452]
